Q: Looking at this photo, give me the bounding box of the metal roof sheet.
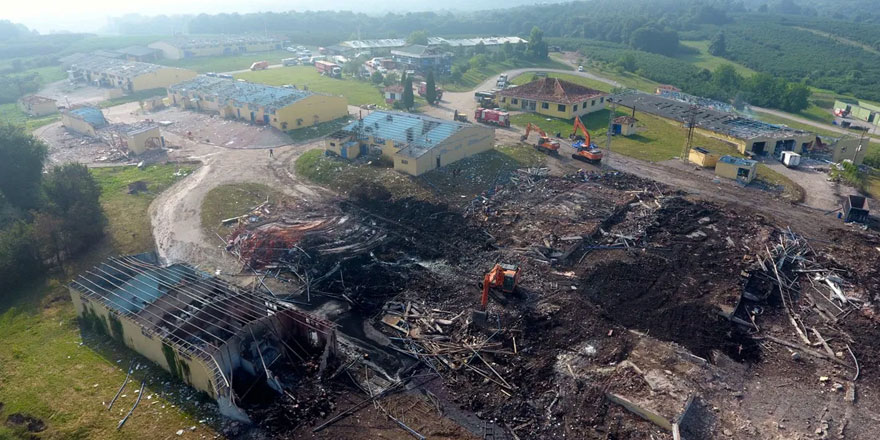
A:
[169,76,316,111]
[344,111,475,158]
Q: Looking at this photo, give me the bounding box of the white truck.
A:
[780,151,801,168]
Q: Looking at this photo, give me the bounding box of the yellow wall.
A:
[715,160,756,183]
[688,149,720,167]
[832,138,868,165]
[168,91,348,132]
[69,289,218,399]
[498,95,606,119]
[130,68,197,92]
[19,99,57,117]
[273,94,348,131]
[61,113,98,137]
[126,127,162,155]
[392,125,494,176]
[325,135,363,159]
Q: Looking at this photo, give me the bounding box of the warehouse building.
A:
[325,111,494,176]
[70,253,337,422]
[613,92,814,157]
[715,155,758,183]
[62,106,107,137]
[167,76,348,131]
[497,78,608,119]
[101,122,164,155]
[18,95,57,117]
[338,36,526,53]
[67,56,197,93]
[149,36,282,60]
[390,45,453,74]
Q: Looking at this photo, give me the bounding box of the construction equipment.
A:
[474,108,510,127]
[250,61,269,71]
[480,263,520,309]
[521,123,560,155]
[453,110,469,123]
[569,118,603,163]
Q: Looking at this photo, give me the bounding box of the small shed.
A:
[383,84,404,105]
[612,115,638,136]
[843,195,869,223]
[715,155,757,184]
[689,147,719,168]
[325,130,366,160]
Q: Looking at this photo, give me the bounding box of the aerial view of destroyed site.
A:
[5,1,880,440]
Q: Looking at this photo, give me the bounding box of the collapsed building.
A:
[69,253,337,422]
[60,107,165,156]
[613,91,814,157]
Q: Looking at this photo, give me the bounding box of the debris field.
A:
[216,168,880,439]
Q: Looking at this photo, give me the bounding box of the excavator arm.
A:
[571,117,591,147]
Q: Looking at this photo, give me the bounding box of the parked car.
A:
[205,72,217,77]
[578,65,584,72]
[282,58,298,66]
[218,73,233,79]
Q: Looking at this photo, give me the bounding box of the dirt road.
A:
[149,135,329,272]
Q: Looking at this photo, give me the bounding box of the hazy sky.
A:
[6,0,535,33]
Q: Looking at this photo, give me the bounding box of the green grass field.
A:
[0,103,60,132]
[441,58,572,92]
[511,71,614,92]
[235,66,385,107]
[0,163,220,440]
[511,109,742,162]
[679,40,757,76]
[156,50,293,73]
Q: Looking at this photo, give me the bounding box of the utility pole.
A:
[604,98,616,166]
[681,105,698,163]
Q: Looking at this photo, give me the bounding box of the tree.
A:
[383,72,399,87]
[783,82,811,112]
[0,124,47,210]
[469,54,489,70]
[450,65,464,83]
[503,41,514,59]
[629,26,680,56]
[708,32,727,56]
[0,220,40,291]
[407,30,428,45]
[371,71,384,85]
[42,164,105,257]
[527,26,549,59]
[712,64,741,94]
[617,53,638,72]
[402,72,414,111]
[425,71,437,105]
[474,41,486,55]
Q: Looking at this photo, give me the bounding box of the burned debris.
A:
[75,162,880,438]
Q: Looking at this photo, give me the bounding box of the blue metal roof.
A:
[719,155,756,167]
[344,111,471,157]
[70,107,107,128]
[169,76,316,111]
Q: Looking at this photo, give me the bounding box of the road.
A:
[752,106,880,144]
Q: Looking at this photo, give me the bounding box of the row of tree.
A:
[0,125,105,291]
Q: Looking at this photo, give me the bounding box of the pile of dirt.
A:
[5,413,46,433]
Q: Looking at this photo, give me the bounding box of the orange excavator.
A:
[521,123,560,155]
[570,117,603,164]
[480,263,521,309]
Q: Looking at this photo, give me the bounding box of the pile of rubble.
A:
[212,169,880,439]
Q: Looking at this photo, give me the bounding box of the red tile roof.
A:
[498,78,607,105]
[613,115,637,124]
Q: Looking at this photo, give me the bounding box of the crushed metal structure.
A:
[69,253,337,422]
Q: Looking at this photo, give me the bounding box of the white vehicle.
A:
[499,73,508,81]
[285,46,297,53]
[578,65,584,72]
[282,58,298,66]
[371,58,382,68]
[377,66,388,74]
